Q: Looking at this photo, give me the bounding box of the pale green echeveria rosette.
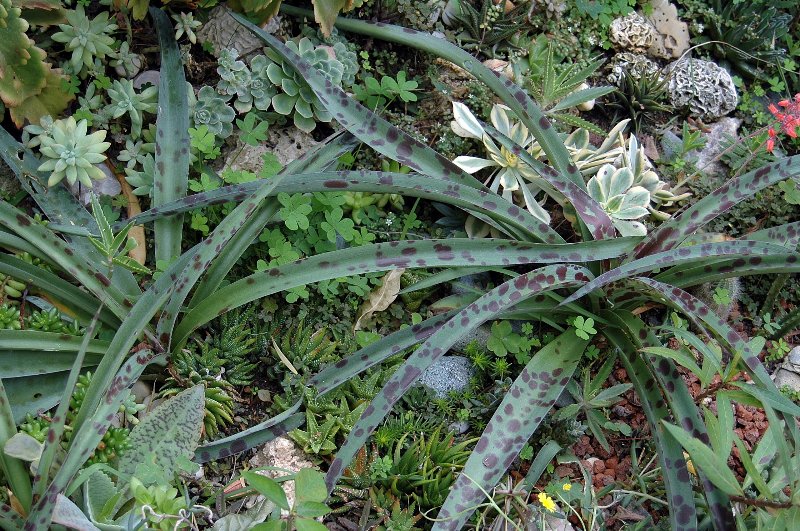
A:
[36,117,110,188]
[587,164,651,236]
[450,101,551,226]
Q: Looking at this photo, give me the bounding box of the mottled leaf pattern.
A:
[326,265,592,494]
[436,329,589,529]
[174,239,633,345]
[633,155,800,258]
[561,240,794,306]
[151,8,190,263]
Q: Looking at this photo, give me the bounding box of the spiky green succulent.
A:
[35,116,110,188]
[160,370,235,439]
[118,138,155,169]
[268,319,338,380]
[265,37,343,132]
[51,5,117,76]
[106,79,158,139]
[191,86,236,139]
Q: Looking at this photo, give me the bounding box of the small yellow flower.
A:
[562,483,572,491]
[538,492,557,513]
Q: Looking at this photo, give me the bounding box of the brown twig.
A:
[729,495,794,510]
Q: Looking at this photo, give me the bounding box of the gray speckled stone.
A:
[420,356,474,398]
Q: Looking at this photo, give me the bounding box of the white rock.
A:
[665,58,738,120]
[248,436,316,515]
[646,0,690,59]
[607,52,660,86]
[225,127,320,173]
[609,13,657,54]
[197,6,271,58]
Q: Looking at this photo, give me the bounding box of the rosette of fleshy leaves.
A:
[35,116,110,188]
[51,5,117,77]
[450,101,551,225]
[189,85,236,139]
[106,79,158,139]
[264,37,343,133]
[587,164,651,236]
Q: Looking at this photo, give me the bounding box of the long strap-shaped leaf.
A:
[560,240,793,306]
[0,202,133,320]
[311,312,454,394]
[602,326,699,530]
[655,254,800,289]
[119,170,563,243]
[26,350,160,530]
[632,154,800,259]
[0,253,119,326]
[0,378,32,516]
[188,131,357,305]
[151,7,190,263]
[741,220,800,248]
[326,265,592,494]
[482,122,615,240]
[436,329,589,529]
[0,331,107,374]
[622,277,800,418]
[279,5,586,191]
[0,503,23,530]
[194,406,304,462]
[0,128,141,298]
[173,238,635,345]
[155,166,287,349]
[604,311,735,530]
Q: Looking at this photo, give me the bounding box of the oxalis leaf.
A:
[325,264,593,495]
[118,385,204,484]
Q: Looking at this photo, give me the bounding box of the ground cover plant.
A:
[0,0,799,530]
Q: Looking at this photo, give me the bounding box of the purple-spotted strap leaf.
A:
[0,202,133,321]
[118,170,563,244]
[655,254,800,290]
[0,378,33,515]
[602,325,699,530]
[311,311,455,395]
[234,13,488,191]
[192,313,456,460]
[26,350,160,530]
[632,154,800,259]
[194,407,304,463]
[151,8,190,264]
[482,122,615,240]
[326,265,593,496]
[155,162,286,349]
[604,310,734,529]
[279,5,585,190]
[435,329,589,529]
[619,277,800,418]
[560,240,793,307]
[0,127,141,297]
[173,239,634,346]
[740,221,800,248]
[0,253,119,327]
[33,310,102,502]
